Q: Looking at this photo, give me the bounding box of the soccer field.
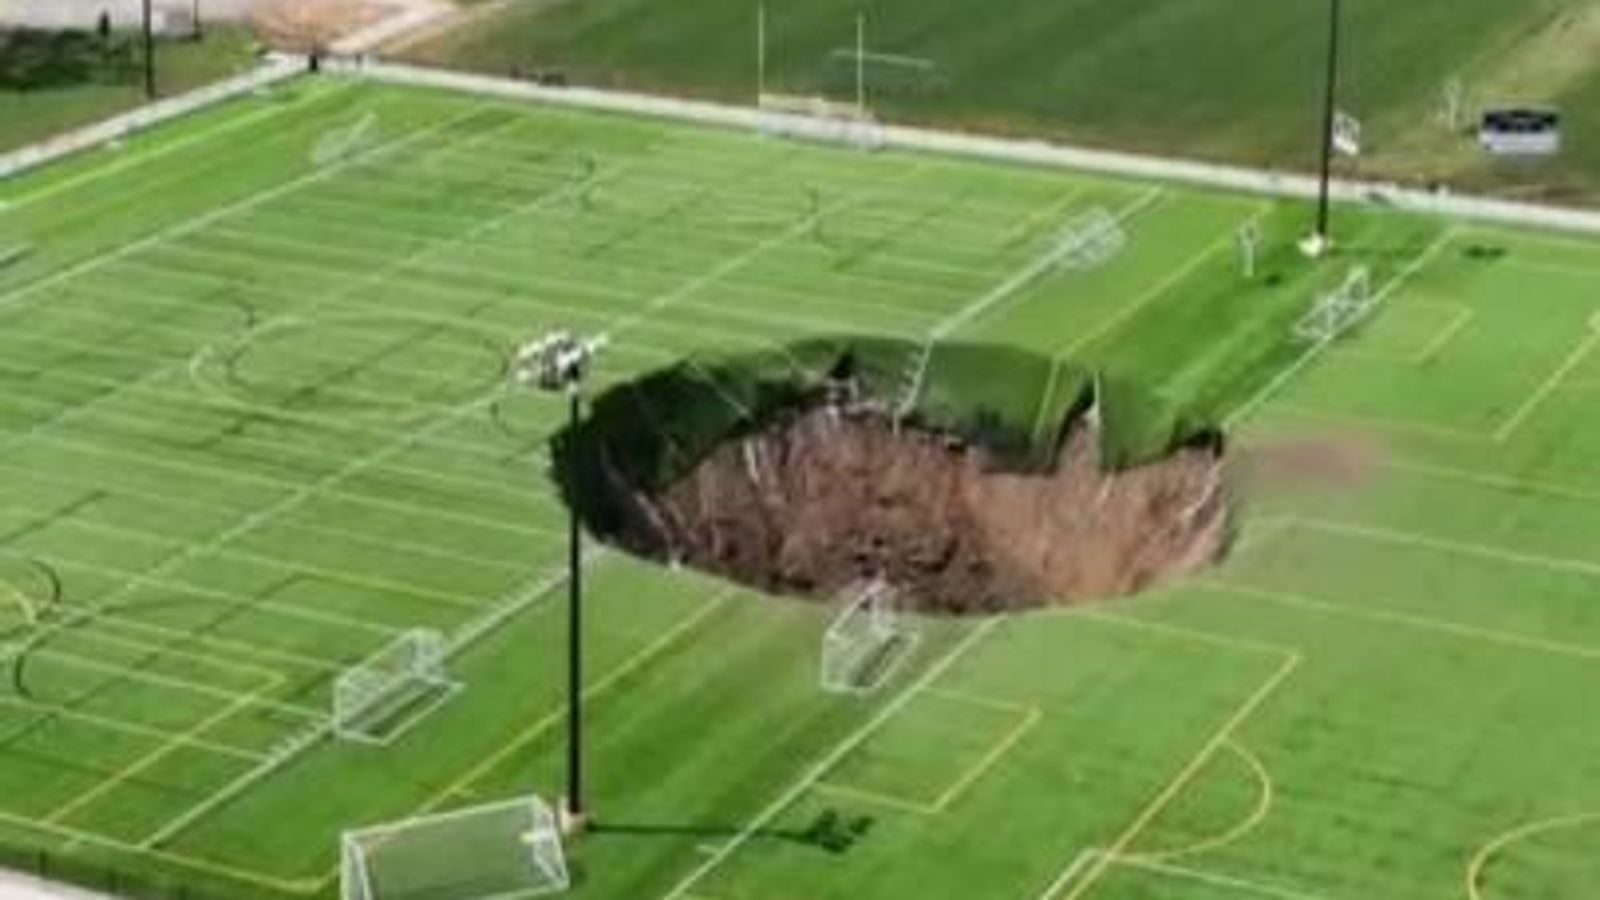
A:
[2,75,1600,899]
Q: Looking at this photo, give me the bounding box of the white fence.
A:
[0,54,305,183]
[341,59,1600,238]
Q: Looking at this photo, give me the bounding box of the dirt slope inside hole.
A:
[625,407,1231,614]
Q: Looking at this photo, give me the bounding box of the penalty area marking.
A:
[814,688,1042,816]
[1121,738,1274,863]
[661,620,1000,900]
[1466,812,1600,900]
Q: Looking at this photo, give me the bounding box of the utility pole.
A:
[512,332,607,834]
[1309,0,1342,256]
[142,0,157,100]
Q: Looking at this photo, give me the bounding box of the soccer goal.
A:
[821,580,918,695]
[333,628,459,744]
[757,93,887,151]
[342,795,569,900]
[1294,266,1374,343]
[1053,208,1126,270]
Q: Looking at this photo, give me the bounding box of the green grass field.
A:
[404,0,1600,202]
[0,28,258,153]
[3,74,1600,899]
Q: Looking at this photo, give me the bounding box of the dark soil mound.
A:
[591,404,1230,615]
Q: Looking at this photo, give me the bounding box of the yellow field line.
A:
[1270,403,1485,442]
[0,581,36,627]
[308,587,738,889]
[1210,579,1600,663]
[813,781,939,815]
[1295,517,1600,581]
[1465,811,1600,900]
[1063,608,1299,660]
[1127,738,1273,863]
[1388,458,1600,509]
[1494,329,1600,443]
[0,809,321,894]
[816,692,1043,815]
[48,686,269,827]
[1049,653,1301,900]
[928,705,1042,812]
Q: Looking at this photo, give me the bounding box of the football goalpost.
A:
[342,795,570,900]
[755,6,887,151]
[333,628,461,744]
[821,580,918,695]
[1294,266,1373,343]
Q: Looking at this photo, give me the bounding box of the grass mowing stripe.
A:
[661,618,998,900]
[0,103,498,313]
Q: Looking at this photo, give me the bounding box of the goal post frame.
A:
[333,628,461,745]
[340,794,570,900]
[820,580,918,695]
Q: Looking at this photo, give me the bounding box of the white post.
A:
[856,11,866,116]
[757,3,767,101]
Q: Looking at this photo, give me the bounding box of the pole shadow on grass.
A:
[591,809,877,855]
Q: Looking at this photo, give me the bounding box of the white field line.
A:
[140,551,605,850]
[26,552,411,640]
[202,204,996,312]
[117,236,930,349]
[1056,654,1301,900]
[92,615,344,674]
[1057,205,1270,359]
[1,451,563,545]
[6,80,358,211]
[1293,517,1600,581]
[352,61,1600,238]
[1036,848,1103,900]
[0,103,493,314]
[661,620,999,900]
[0,695,267,763]
[603,160,936,341]
[94,247,853,374]
[1224,228,1459,428]
[1493,329,1600,442]
[9,135,616,654]
[48,688,264,825]
[1,491,540,577]
[4,425,567,535]
[897,187,1163,415]
[1112,855,1330,900]
[30,647,319,719]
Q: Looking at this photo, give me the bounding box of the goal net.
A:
[757,93,886,151]
[1054,208,1126,270]
[821,580,917,694]
[1294,266,1374,343]
[342,795,569,900]
[333,629,457,744]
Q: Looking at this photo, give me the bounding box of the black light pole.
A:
[193,0,203,41]
[142,0,157,100]
[1312,0,1343,250]
[564,384,585,826]
[513,332,605,833]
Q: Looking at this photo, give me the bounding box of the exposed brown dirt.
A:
[252,0,387,51]
[613,406,1231,615]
